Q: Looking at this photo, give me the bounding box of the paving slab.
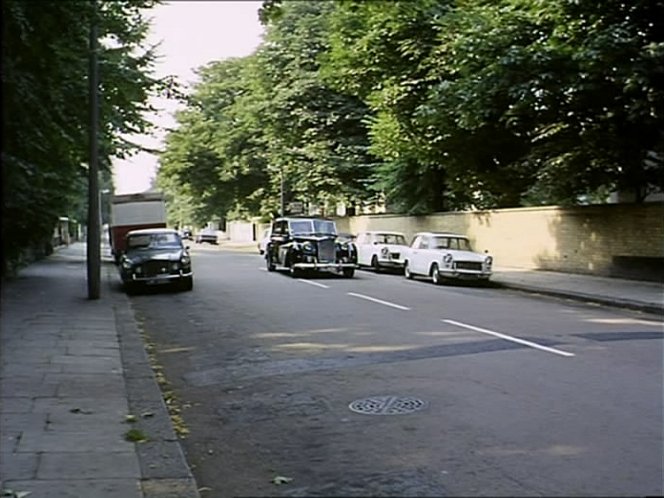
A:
[1,243,199,497]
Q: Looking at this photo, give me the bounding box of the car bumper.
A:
[292,262,357,271]
[377,258,405,268]
[440,269,491,280]
[123,271,193,285]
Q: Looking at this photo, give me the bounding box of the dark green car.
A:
[119,228,193,293]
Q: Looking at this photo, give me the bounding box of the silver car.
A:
[403,232,492,284]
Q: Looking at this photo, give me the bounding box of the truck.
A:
[109,192,167,264]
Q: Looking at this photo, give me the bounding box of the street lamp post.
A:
[280,169,285,217]
[86,0,100,300]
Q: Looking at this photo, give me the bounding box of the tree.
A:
[2,0,166,274]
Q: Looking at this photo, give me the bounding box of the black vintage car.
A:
[119,228,193,293]
[265,217,357,278]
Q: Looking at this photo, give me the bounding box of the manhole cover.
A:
[348,395,427,415]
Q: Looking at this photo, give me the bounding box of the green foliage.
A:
[159,0,379,222]
[2,0,164,274]
[162,0,664,220]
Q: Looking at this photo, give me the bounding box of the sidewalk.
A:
[492,266,663,316]
[0,242,199,498]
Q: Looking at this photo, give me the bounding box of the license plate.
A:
[147,278,171,286]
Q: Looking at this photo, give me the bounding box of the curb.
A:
[105,264,201,498]
[494,280,664,316]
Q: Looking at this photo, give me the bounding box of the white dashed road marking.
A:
[347,292,410,311]
[442,319,575,357]
[298,279,330,289]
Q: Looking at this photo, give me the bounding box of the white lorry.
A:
[109,192,167,263]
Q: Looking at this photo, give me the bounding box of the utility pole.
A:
[280,171,285,217]
[87,0,100,299]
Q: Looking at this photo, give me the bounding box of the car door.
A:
[408,235,424,275]
[276,221,291,265]
[355,233,368,266]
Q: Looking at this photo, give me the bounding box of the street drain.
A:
[348,395,427,415]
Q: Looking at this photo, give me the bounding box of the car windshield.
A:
[375,234,407,245]
[289,220,337,235]
[127,233,181,250]
[431,236,472,251]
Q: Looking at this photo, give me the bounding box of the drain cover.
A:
[348,395,427,415]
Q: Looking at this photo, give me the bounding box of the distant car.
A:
[119,228,193,293]
[257,228,270,255]
[403,232,492,284]
[265,217,357,277]
[355,230,408,272]
[180,228,192,240]
[195,228,218,244]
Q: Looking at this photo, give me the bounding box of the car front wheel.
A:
[266,253,276,272]
[431,263,443,285]
[404,261,413,280]
[342,267,355,278]
[180,276,193,291]
[371,255,381,273]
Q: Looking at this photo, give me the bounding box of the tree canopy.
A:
[159,0,663,222]
[2,0,166,274]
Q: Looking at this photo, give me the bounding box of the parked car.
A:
[119,228,193,293]
[195,228,218,244]
[180,227,192,240]
[403,232,492,284]
[355,230,408,272]
[257,227,270,255]
[265,217,357,277]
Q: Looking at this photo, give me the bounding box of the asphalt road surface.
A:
[122,246,663,497]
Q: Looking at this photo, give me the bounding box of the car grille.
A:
[143,260,173,277]
[318,239,335,263]
[455,261,482,271]
[390,252,400,260]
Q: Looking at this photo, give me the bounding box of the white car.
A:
[403,232,492,284]
[355,231,408,272]
[257,228,270,255]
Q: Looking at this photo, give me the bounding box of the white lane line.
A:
[348,292,410,311]
[258,267,267,271]
[298,279,330,289]
[442,319,575,357]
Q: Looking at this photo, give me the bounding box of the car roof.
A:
[274,217,333,222]
[126,228,178,236]
[360,230,406,236]
[414,232,468,238]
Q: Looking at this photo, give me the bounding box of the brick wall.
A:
[334,202,664,280]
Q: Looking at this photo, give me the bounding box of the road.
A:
[123,246,663,497]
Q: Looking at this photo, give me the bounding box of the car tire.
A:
[266,253,276,272]
[289,265,302,278]
[342,267,355,278]
[180,276,193,292]
[431,263,443,285]
[124,282,138,295]
[404,261,413,279]
[371,255,381,273]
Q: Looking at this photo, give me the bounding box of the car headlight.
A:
[485,256,493,268]
[380,246,389,257]
[303,241,315,254]
[442,253,453,267]
[122,259,132,270]
[180,254,190,265]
